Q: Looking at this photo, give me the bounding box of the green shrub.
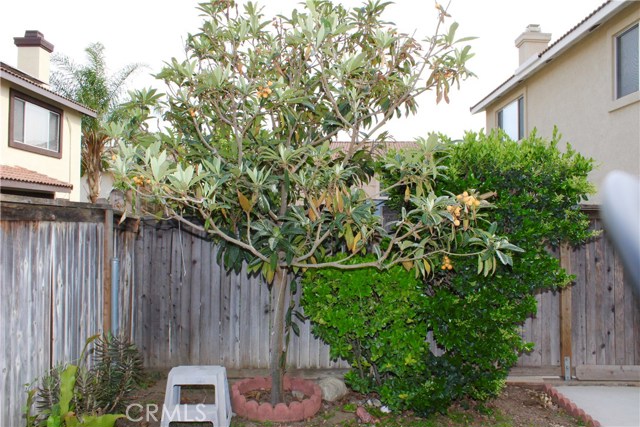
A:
[301,256,432,403]
[301,129,595,415]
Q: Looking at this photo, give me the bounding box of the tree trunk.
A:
[86,166,101,204]
[270,267,288,405]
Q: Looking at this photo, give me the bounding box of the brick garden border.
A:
[542,384,602,427]
[231,375,322,422]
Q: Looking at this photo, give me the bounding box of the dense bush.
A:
[302,129,595,415]
[302,256,430,396]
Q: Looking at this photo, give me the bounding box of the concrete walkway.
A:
[555,385,640,427]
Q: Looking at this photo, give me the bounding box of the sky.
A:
[1,0,606,140]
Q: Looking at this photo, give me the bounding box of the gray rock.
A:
[366,398,382,407]
[318,377,348,402]
[292,389,305,400]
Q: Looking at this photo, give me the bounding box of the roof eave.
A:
[0,179,72,193]
[0,69,97,117]
[470,1,632,115]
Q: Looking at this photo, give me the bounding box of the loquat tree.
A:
[113,0,521,404]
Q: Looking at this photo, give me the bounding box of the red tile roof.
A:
[0,165,72,189]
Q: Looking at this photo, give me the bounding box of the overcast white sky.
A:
[1,0,605,140]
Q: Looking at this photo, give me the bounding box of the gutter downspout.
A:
[111,237,119,335]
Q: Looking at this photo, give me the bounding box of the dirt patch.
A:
[116,378,583,427]
[243,389,305,405]
[484,385,580,427]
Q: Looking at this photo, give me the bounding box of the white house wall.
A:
[0,81,83,201]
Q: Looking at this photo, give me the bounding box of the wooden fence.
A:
[116,219,347,370]
[1,198,638,426]
[0,197,107,427]
[516,210,640,377]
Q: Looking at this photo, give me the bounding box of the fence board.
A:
[584,240,598,365]
[603,229,617,365]
[239,263,252,368]
[572,243,587,367]
[208,244,222,364]
[189,234,203,365]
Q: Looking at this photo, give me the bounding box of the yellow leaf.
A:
[325,195,333,212]
[265,268,275,283]
[351,232,362,254]
[402,260,414,271]
[423,259,431,274]
[318,193,326,208]
[237,190,252,213]
[336,192,344,213]
[404,186,411,202]
[344,224,354,250]
[308,208,318,222]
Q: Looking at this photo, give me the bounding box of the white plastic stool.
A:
[160,365,232,427]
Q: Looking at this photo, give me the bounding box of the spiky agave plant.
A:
[26,333,145,422]
[91,333,145,413]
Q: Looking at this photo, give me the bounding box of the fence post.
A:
[103,207,113,333]
[559,244,573,379]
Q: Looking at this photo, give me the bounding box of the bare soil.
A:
[116,377,583,427]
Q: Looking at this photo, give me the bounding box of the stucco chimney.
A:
[515,24,552,65]
[13,30,54,85]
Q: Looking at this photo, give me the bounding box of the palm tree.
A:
[50,42,144,203]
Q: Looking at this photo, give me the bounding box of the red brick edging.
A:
[542,384,601,427]
[231,375,322,422]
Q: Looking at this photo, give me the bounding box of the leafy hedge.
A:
[301,130,595,415]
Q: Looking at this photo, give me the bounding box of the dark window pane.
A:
[13,98,25,143]
[617,24,639,99]
[518,96,525,139]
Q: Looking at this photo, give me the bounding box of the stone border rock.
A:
[542,384,601,427]
[231,376,322,422]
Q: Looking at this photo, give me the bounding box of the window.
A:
[497,96,524,140]
[616,23,639,99]
[9,90,62,158]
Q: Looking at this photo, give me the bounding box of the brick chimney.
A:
[13,31,54,85]
[515,24,552,65]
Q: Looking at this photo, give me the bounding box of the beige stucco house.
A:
[471,1,639,204]
[0,31,95,201]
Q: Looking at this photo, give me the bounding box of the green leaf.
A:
[483,258,492,277]
[59,365,78,415]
